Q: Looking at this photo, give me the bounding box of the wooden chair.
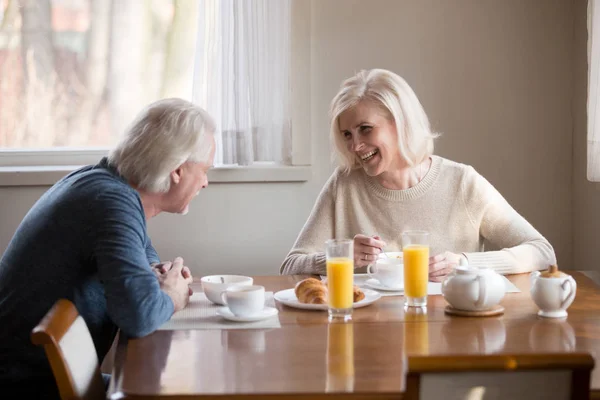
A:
[405,353,595,400]
[31,299,106,400]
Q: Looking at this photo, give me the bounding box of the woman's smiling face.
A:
[338,100,402,176]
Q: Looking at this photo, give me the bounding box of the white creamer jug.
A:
[530,265,576,318]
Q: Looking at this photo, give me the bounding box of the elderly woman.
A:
[281,69,556,279]
[0,98,215,399]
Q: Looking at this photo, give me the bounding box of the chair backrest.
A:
[31,299,105,400]
[405,353,595,400]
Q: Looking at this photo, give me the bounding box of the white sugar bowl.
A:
[530,265,576,318]
[442,265,506,311]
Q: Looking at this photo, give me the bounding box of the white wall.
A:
[0,0,576,275]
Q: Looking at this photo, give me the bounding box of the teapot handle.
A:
[475,275,487,308]
[560,277,576,309]
[530,270,540,288]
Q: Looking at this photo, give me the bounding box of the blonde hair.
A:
[108,98,215,193]
[330,69,439,172]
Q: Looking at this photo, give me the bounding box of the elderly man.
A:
[0,98,215,398]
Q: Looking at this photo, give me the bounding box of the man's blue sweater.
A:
[0,158,174,397]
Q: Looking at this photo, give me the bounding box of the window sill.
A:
[0,165,312,187]
[207,165,311,183]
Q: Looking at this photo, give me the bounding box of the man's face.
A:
[166,137,215,215]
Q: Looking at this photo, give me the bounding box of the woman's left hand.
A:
[428,251,462,282]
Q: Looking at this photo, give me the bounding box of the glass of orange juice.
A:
[402,231,429,307]
[326,239,354,322]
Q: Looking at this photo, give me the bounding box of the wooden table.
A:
[108,272,600,399]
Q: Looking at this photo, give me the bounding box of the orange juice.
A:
[403,245,429,298]
[326,257,354,309]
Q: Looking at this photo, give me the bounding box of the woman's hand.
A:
[429,251,463,282]
[353,234,386,269]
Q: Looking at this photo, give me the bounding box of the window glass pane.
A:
[0,0,198,149]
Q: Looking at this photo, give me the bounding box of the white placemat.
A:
[158,292,281,330]
[320,274,521,297]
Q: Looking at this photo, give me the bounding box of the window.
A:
[0,0,310,178]
[0,0,198,166]
[194,0,292,167]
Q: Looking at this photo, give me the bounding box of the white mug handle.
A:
[220,292,229,305]
[560,277,576,309]
[475,275,487,308]
[367,264,377,278]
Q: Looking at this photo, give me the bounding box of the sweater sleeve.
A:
[461,166,557,274]
[280,171,338,275]
[93,189,174,337]
[145,237,160,266]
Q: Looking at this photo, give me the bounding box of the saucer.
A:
[216,306,279,322]
[365,278,404,292]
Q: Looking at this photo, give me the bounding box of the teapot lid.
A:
[540,264,568,278]
[455,265,478,275]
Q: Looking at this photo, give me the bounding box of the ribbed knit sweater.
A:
[281,156,556,276]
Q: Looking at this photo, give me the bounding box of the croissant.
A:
[353,285,365,302]
[295,278,366,304]
[295,278,327,304]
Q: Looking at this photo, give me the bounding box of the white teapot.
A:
[530,265,576,318]
[442,264,506,311]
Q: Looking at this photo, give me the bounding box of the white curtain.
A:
[589,0,600,181]
[193,0,292,167]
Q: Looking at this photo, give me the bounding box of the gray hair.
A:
[108,98,215,193]
[330,69,440,172]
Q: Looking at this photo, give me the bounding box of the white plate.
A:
[364,278,404,292]
[273,288,381,311]
[216,306,279,322]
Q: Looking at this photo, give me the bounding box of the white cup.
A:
[221,285,265,317]
[367,258,404,288]
[201,275,253,305]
